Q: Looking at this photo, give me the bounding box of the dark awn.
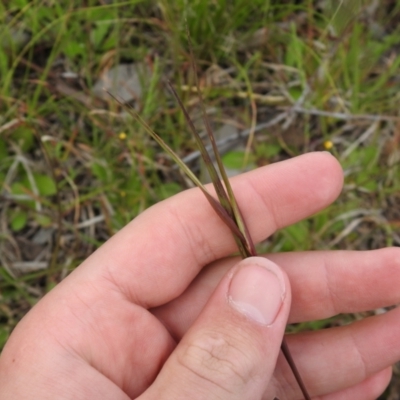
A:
[110,28,311,400]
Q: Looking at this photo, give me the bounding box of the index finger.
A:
[76,152,343,307]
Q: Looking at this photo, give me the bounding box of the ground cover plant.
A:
[1,0,400,398]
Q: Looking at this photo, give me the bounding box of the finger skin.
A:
[152,248,400,398]
[269,307,400,399]
[0,284,174,399]
[76,152,343,308]
[0,151,396,400]
[0,153,342,400]
[314,367,392,400]
[140,258,292,400]
[153,248,400,336]
[267,248,400,323]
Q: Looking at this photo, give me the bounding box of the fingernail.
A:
[228,257,285,326]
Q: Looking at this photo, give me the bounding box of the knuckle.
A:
[178,329,258,394]
[167,202,218,264]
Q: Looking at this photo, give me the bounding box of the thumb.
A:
[141,257,291,400]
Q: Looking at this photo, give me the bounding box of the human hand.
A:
[0,152,398,399]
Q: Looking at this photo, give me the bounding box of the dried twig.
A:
[288,105,400,122]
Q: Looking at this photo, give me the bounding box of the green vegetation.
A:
[1,0,400,396]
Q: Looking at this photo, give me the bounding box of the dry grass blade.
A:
[108,93,245,243]
[166,82,234,218]
[173,27,311,396]
[184,27,256,258]
[109,34,311,398]
[166,82,249,256]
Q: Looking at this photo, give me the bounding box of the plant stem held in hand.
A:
[110,28,311,400]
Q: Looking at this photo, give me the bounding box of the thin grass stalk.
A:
[108,93,246,243]
[166,82,234,219]
[185,27,256,258]
[170,80,311,400]
[110,48,311,400]
[181,31,310,398]
[166,82,249,257]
